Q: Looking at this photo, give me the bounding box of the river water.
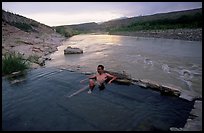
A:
[46,34,202,97]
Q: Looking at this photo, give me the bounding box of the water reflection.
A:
[5,70,28,85]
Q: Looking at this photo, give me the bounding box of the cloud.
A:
[23,11,124,26]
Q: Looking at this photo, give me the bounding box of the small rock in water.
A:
[10,71,24,78]
[64,46,83,54]
[11,71,21,76]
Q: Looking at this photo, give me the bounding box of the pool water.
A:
[2,67,194,131]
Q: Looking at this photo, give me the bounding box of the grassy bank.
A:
[2,52,30,76]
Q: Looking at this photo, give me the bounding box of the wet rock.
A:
[138,83,148,88]
[132,79,181,97]
[170,127,183,131]
[114,79,133,85]
[64,46,83,54]
[10,78,26,84]
[11,71,21,76]
[140,79,161,91]
[10,71,24,78]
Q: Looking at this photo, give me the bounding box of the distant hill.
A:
[108,17,129,21]
[61,22,101,31]
[100,8,202,30]
[2,9,56,34]
[55,8,202,34]
[53,22,102,37]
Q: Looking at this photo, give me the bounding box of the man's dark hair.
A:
[98,65,104,70]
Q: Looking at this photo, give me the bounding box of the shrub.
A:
[10,22,34,32]
[56,27,70,37]
[2,52,30,75]
[55,27,81,37]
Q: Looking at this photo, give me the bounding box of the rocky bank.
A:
[109,28,202,42]
[2,21,66,68]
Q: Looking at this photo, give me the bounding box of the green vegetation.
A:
[55,26,83,37]
[55,27,71,37]
[9,22,37,32]
[2,52,30,75]
[108,13,202,32]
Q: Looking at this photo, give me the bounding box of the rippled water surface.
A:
[46,34,202,96]
[2,68,194,131]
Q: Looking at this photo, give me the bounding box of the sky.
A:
[2,2,202,27]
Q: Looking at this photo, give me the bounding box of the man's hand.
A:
[108,81,112,84]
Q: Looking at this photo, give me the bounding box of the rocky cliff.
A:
[2,10,66,67]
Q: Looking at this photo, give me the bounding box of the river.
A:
[46,34,202,97]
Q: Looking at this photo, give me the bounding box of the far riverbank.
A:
[108,28,202,42]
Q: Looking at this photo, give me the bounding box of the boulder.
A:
[64,46,83,54]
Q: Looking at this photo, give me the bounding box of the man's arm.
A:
[80,75,96,83]
[89,75,96,79]
[105,73,117,84]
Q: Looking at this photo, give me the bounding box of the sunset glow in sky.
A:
[2,2,202,26]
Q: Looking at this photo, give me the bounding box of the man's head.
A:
[97,65,104,74]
